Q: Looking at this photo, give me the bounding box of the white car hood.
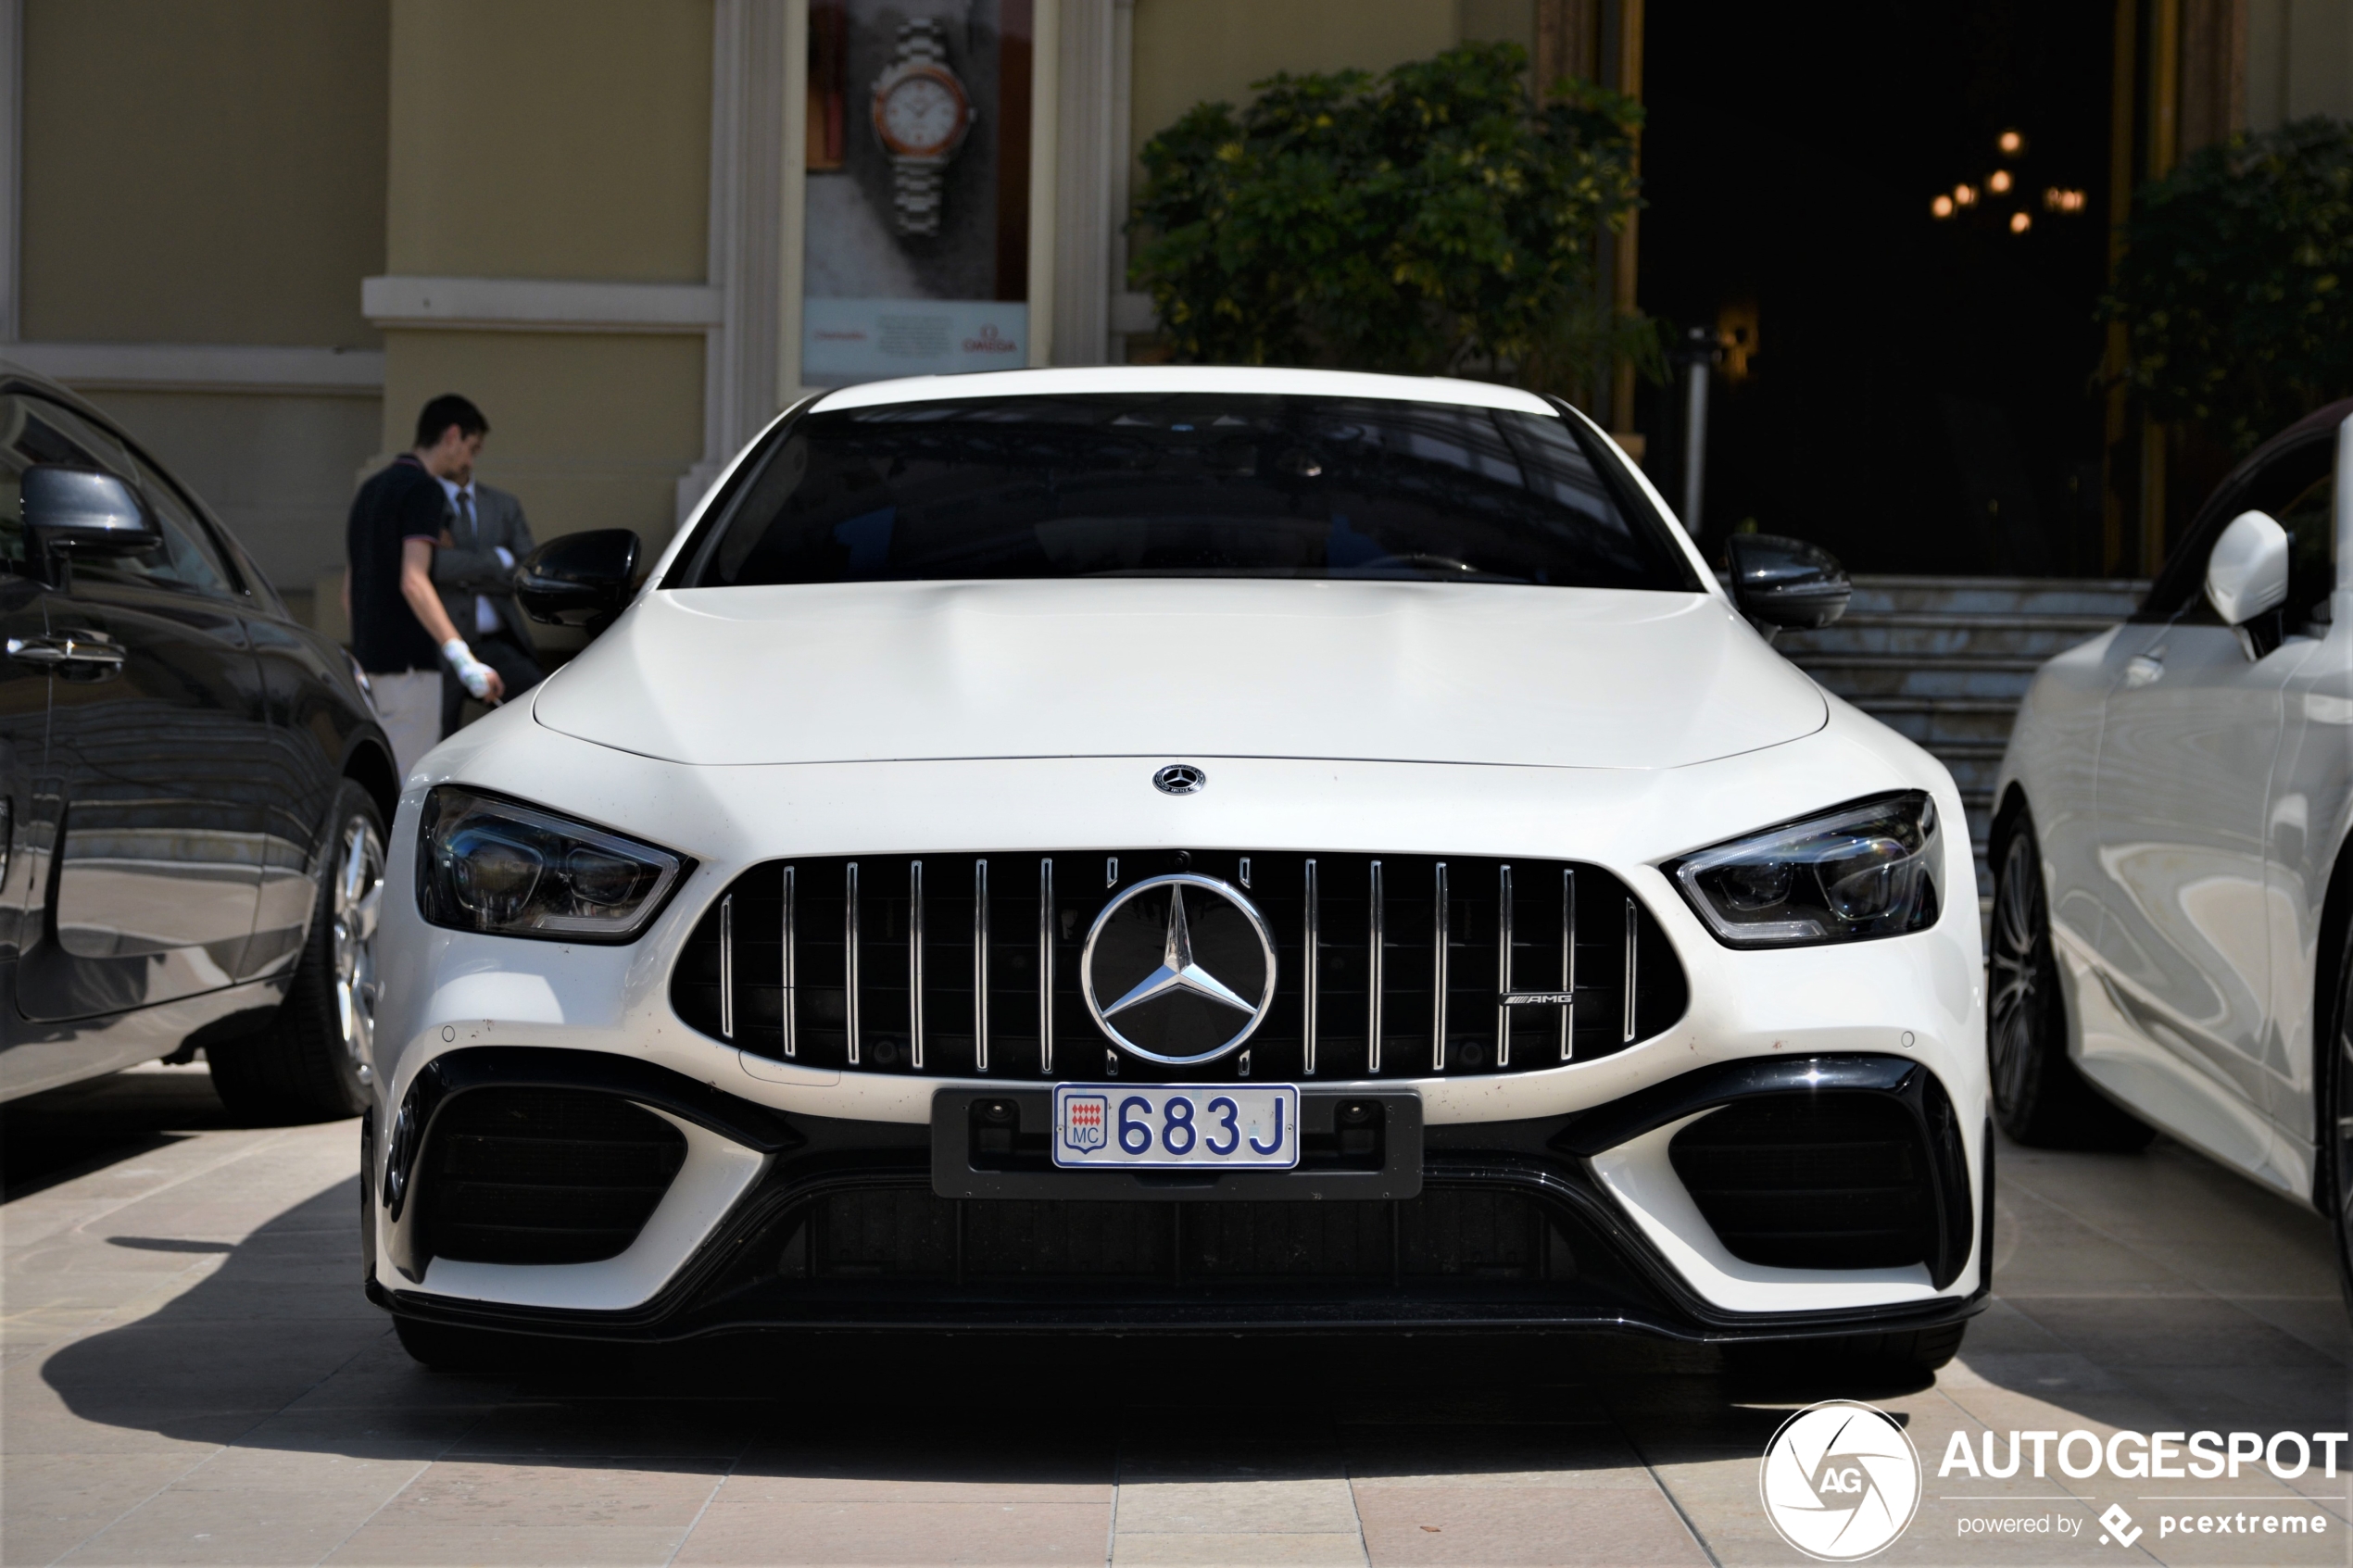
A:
[532,579,1825,770]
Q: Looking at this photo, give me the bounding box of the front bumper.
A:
[367,1044,1991,1344]
[372,728,1990,1341]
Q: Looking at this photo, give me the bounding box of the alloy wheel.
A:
[332,815,386,1085]
[1988,829,2046,1116]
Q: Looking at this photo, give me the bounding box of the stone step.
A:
[1749,576,2142,912]
[1849,697,2022,746]
[1782,612,2118,661]
[1788,655,2044,703]
[1937,753,2004,796]
[1841,574,2148,619]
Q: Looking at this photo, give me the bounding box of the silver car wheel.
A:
[1987,829,2045,1116]
[332,814,385,1078]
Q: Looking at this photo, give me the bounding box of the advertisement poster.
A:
[802,0,1032,385]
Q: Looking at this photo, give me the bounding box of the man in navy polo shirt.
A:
[344,394,506,772]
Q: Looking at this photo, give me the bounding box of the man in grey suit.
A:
[430,455,545,735]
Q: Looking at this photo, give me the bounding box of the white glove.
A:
[440,637,494,700]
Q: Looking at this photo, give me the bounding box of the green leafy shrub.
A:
[1129,42,1655,393]
[2105,117,2353,454]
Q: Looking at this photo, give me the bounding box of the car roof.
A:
[0,358,139,432]
[809,364,1562,416]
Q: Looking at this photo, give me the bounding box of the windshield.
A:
[673,393,1701,592]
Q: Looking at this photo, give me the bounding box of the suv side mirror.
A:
[1724,533,1851,638]
[515,529,641,637]
[22,466,161,555]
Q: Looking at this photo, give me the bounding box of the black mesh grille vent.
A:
[669,849,1689,1082]
[418,1088,687,1265]
[797,1188,1571,1282]
[1667,1094,1937,1272]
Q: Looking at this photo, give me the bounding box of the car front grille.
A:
[416,1088,688,1265]
[1667,1093,1944,1272]
[670,849,1688,1082]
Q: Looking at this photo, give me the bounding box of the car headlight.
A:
[417,786,687,942]
[1666,791,1942,947]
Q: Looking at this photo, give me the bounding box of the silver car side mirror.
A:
[2204,509,2289,627]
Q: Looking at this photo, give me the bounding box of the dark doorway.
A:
[1635,1,2115,576]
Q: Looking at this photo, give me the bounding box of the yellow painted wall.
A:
[386,0,712,282]
[380,332,705,548]
[2246,0,2353,128]
[20,0,388,345]
[1129,0,1466,158]
[85,390,384,598]
[1459,0,1537,51]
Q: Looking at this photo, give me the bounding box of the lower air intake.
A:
[1667,1094,1940,1272]
[418,1088,687,1265]
[799,1188,1577,1283]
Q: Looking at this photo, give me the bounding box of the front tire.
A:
[1986,805,2153,1150]
[209,782,385,1123]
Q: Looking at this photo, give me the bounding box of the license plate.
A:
[1051,1084,1300,1170]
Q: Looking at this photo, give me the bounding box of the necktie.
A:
[456,490,497,636]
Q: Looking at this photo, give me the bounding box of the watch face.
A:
[878,73,965,157]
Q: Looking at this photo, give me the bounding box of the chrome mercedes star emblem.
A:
[1152,763,1206,796]
[1080,873,1276,1065]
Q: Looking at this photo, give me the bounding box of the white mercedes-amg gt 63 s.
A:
[1993,401,2353,1288]
[366,366,1987,1376]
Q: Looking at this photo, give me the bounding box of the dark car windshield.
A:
[672,393,1701,592]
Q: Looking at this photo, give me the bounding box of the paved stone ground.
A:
[4,1062,2349,1567]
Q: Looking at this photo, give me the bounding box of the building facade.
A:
[0,0,2345,628]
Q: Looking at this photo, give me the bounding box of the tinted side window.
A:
[2277,468,2334,633]
[0,395,109,571]
[21,399,234,597]
[2141,434,2334,624]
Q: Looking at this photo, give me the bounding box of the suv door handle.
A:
[8,633,127,673]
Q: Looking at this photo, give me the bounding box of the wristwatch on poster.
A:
[871,19,975,238]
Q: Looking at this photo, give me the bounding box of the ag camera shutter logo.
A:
[1759,1400,1922,1560]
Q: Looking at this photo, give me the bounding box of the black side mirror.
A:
[1724,533,1851,639]
[515,529,642,637]
[22,466,161,555]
